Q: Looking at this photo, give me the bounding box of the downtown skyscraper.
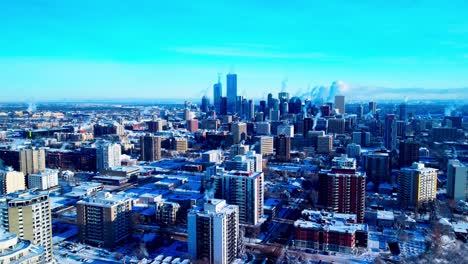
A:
[213,77,222,114]
[227,73,237,114]
[334,95,345,114]
[384,114,397,151]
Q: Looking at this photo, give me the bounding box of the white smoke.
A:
[250,141,260,150]
[327,80,350,102]
[295,81,350,105]
[281,78,288,92]
[204,187,215,201]
[444,105,455,116]
[27,102,37,112]
[312,111,321,130]
[141,107,151,116]
[364,111,374,119]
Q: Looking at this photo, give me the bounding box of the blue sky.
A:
[0,0,467,101]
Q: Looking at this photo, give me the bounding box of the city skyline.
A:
[1,1,468,101]
[0,2,467,263]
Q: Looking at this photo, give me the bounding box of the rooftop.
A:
[377,210,395,221]
[77,191,130,207]
[294,218,367,234]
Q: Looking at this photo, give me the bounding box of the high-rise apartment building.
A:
[269,109,280,121]
[188,199,239,264]
[364,152,391,187]
[303,117,313,136]
[328,118,346,134]
[398,162,437,208]
[184,108,192,121]
[352,131,370,147]
[399,140,420,168]
[277,124,294,137]
[225,151,262,173]
[155,201,180,226]
[318,156,366,223]
[396,120,406,138]
[255,122,271,135]
[174,137,188,153]
[346,143,361,159]
[187,119,199,133]
[229,143,249,158]
[18,148,46,175]
[317,135,333,153]
[446,159,468,201]
[275,134,291,162]
[231,122,247,144]
[96,142,121,171]
[0,170,25,195]
[77,192,132,248]
[147,119,166,133]
[140,134,162,161]
[254,136,274,155]
[0,191,53,263]
[214,170,264,225]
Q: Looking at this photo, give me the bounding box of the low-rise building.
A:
[155,201,180,225]
[27,169,58,190]
[294,210,368,253]
[65,182,104,199]
[0,229,45,263]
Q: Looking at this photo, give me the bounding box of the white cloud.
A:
[167,46,331,59]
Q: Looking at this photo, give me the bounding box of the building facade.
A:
[334,95,345,114]
[0,191,53,263]
[398,162,438,208]
[96,142,121,171]
[77,192,133,248]
[226,74,237,114]
[0,170,25,195]
[318,157,366,223]
[0,229,45,264]
[446,159,468,201]
[231,122,247,144]
[27,169,58,191]
[214,171,264,225]
[140,134,162,161]
[275,134,291,162]
[188,199,239,264]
